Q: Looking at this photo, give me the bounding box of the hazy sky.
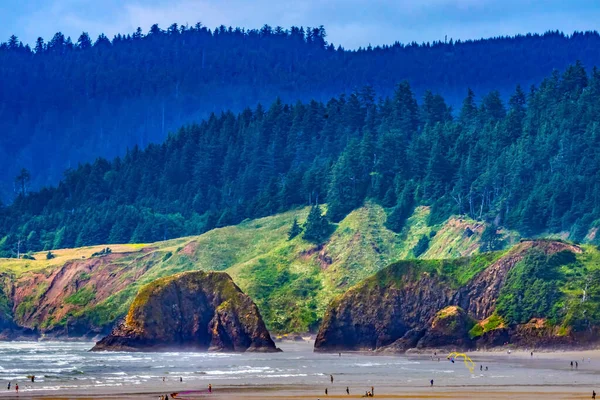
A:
[2,0,600,49]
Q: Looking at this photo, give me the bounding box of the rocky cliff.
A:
[315,240,588,352]
[92,271,279,352]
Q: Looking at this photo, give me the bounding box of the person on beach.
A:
[31,375,34,383]
[593,390,596,399]
[430,379,434,386]
[208,383,212,393]
[325,388,328,395]
[485,366,488,371]
[179,377,182,382]
[571,361,574,369]
[480,365,483,371]
[371,386,374,395]
[163,376,166,382]
[15,383,18,393]
[7,382,9,390]
[531,352,533,357]
[346,386,350,395]
[576,361,579,369]
[330,374,334,383]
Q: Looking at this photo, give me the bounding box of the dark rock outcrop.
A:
[315,268,453,351]
[377,329,426,354]
[92,271,279,352]
[416,306,475,349]
[315,240,583,353]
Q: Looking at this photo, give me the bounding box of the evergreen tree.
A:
[77,32,92,49]
[303,205,332,244]
[412,235,430,257]
[14,168,30,197]
[288,217,302,240]
[385,182,415,233]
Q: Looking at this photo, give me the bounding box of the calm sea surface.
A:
[0,341,596,395]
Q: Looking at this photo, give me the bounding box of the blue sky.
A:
[2,0,600,49]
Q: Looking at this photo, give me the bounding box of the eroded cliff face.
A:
[315,240,584,352]
[314,268,453,351]
[92,271,279,352]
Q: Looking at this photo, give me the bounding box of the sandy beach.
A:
[0,384,595,399]
[0,343,599,399]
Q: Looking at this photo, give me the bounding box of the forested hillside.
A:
[1,62,599,256]
[2,26,600,199]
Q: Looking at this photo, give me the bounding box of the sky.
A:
[2,0,600,49]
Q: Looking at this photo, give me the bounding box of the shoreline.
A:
[0,342,599,399]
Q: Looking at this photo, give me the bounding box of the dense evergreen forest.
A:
[2,25,600,200]
[1,62,600,256]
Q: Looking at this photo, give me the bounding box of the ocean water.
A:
[0,341,595,395]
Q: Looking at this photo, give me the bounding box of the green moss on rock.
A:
[92,271,279,353]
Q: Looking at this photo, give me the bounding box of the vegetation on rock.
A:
[92,270,278,352]
[315,240,599,351]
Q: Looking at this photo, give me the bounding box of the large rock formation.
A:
[92,271,279,352]
[315,240,584,352]
[314,267,453,351]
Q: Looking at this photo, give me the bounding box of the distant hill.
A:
[2,26,600,199]
[0,203,500,335]
[2,62,600,256]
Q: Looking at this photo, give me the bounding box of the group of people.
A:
[6,375,34,394]
[156,381,212,399]
[323,377,374,397]
[7,382,18,393]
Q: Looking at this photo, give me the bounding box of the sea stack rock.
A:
[92,271,279,352]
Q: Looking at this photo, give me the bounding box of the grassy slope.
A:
[0,203,495,334]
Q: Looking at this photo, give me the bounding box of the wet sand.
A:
[2,386,596,399]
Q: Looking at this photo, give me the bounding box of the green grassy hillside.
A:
[0,203,511,335]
